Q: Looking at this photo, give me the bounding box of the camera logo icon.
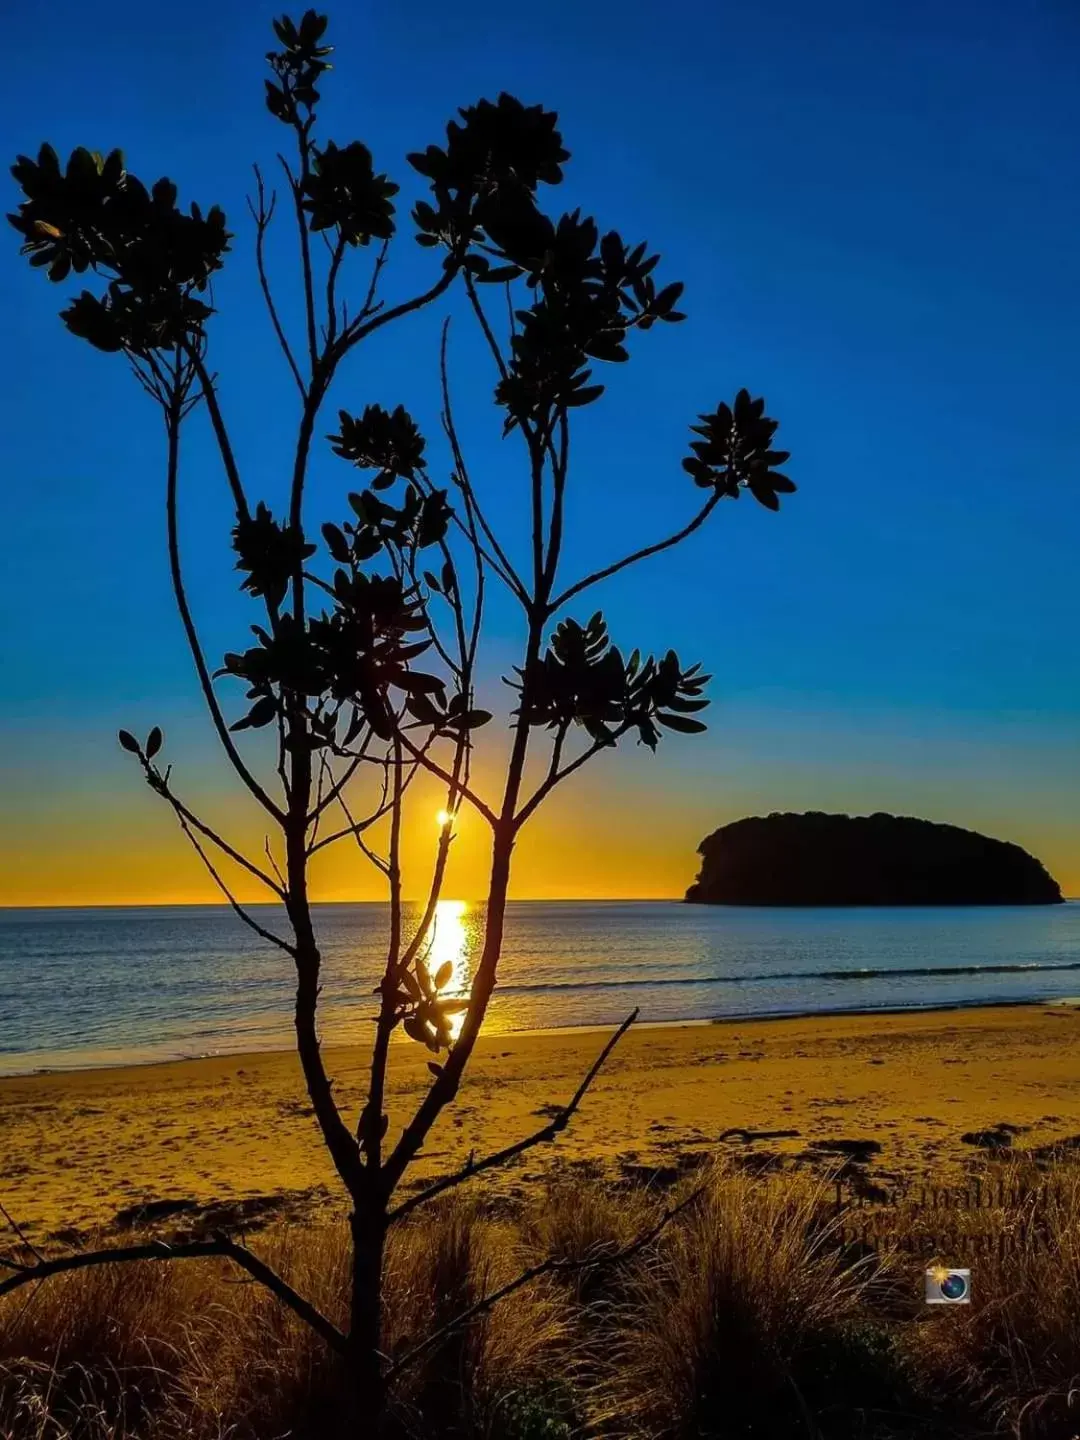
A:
[925,1265,971,1304]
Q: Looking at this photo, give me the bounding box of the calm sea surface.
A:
[1,901,1078,1074]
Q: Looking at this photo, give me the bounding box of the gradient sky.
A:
[2,0,1078,905]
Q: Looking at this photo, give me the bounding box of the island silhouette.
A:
[685,811,1064,906]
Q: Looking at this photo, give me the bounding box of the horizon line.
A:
[0,896,687,910]
[2,896,1077,911]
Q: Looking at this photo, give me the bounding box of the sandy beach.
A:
[3,1003,1079,1243]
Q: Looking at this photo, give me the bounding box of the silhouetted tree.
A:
[5,9,794,1424]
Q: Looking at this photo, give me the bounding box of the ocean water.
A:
[1,901,1078,1075]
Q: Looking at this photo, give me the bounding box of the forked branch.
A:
[515,724,633,830]
[248,165,306,399]
[172,808,295,955]
[388,1008,639,1223]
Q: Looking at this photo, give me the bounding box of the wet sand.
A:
[3,1003,1080,1241]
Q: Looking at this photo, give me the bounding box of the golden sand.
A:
[3,1004,1079,1241]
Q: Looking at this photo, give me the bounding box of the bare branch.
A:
[397,733,498,829]
[355,239,390,330]
[359,738,405,1168]
[185,349,250,522]
[164,364,285,824]
[385,1181,705,1383]
[248,167,306,400]
[331,264,456,365]
[264,838,287,891]
[439,318,529,606]
[323,232,347,348]
[0,1232,347,1356]
[541,410,569,596]
[145,763,285,898]
[388,1009,638,1223]
[311,753,392,874]
[0,1203,43,1265]
[308,792,395,859]
[277,149,318,374]
[514,724,632,830]
[309,729,375,822]
[462,272,508,382]
[549,490,722,616]
[172,807,295,955]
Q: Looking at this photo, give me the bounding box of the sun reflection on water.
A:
[425,899,471,1041]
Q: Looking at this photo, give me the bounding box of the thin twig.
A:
[462,272,508,382]
[388,1009,638,1222]
[514,724,633,829]
[185,350,250,522]
[312,756,392,874]
[309,731,375,822]
[264,838,287,890]
[163,362,284,824]
[331,266,456,364]
[355,239,390,329]
[397,734,497,828]
[146,764,284,898]
[549,491,722,615]
[248,167,306,399]
[0,1204,43,1264]
[173,810,295,955]
[439,318,529,606]
[278,149,318,374]
[324,232,347,347]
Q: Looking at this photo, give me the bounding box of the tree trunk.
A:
[346,1205,388,1429]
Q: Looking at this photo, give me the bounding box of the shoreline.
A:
[4,1002,1080,1242]
[4,993,1079,1080]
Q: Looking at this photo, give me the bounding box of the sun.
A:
[435,809,452,828]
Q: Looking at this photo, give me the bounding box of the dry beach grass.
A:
[3,1158,1080,1438]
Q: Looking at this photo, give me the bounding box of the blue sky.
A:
[2,0,1078,901]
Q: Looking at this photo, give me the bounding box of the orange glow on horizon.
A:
[2,754,1078,905]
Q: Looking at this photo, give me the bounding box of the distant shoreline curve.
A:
[3,994,1077,1082]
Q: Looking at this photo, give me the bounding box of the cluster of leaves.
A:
[493,213,685,432]
[266,14,398,249]
[329,404,427,485]
[381,955,467,1054]
[320,497,491,740]
[9,145,228,353]
[219,566,436,744]
[302,140,397,247]
[325,405,454,605]
[409,93,569,263]
[264,10,333,128]
[329,485,453,562]
[409,95,684,432]
[233,503,317,610]
[224,427,478,747]
[510,613,710,751]
[683,389,795,510]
